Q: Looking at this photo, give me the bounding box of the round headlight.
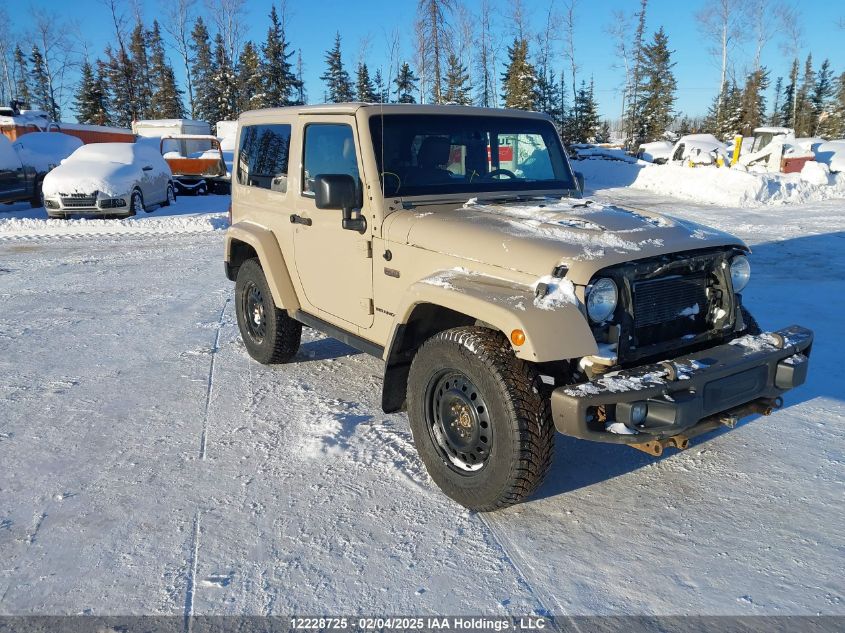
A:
[586,278,618,323]
[730,255,751,292]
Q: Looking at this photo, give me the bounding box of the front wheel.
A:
[163,184,176,207]
[129,189,144,215]
[235,259,302,364]
[407,327,555,511]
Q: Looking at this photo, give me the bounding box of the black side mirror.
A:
[574,171,585,193]
[313,174,366,233]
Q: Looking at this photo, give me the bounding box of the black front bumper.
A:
[551,325,813,445]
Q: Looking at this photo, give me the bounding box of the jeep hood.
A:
[395,197,746,284]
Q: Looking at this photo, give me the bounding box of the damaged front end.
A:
[551,246,813,451]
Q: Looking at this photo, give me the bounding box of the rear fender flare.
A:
[225,222,299,312]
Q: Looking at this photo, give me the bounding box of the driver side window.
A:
[302,124,359,195]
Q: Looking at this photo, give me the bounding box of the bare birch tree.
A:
[161,0,196,117]
[417,0,454,104]
[30,8,81,118]
[777,2,803,128]
[695,0,745,124]
[206,0,247,65]
[562,0,578,123]
[605,9,634,125]
[477,0,499,107]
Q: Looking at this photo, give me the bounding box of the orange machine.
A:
[0,111,134,145]
[160,134,230,195]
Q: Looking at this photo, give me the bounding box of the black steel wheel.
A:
[235,258,301,364]
[407,327,554,511]
[426,370,492,473]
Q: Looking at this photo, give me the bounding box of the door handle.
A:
[290,214,312,226]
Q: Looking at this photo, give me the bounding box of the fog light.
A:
[630,401,648,424]
[617,401,648,426]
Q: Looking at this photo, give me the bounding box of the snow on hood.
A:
[12,132,82,173]
[399,196,743,282]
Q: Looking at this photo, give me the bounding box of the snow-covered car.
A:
[42,141,176,218]
[637,140,674,164]
[12,131,82,174]
[670,134,731,167]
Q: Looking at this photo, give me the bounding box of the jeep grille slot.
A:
[633,273,709,343]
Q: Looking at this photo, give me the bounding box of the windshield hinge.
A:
[360,240,373,258]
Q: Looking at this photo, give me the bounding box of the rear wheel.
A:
[235,259,301,364]
[407,327,555,511]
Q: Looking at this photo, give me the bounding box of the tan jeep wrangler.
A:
[224,104,812,511]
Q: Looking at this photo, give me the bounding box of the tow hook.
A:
[629,397,783,457]
[630,435,690,457]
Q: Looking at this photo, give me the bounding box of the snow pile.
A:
[12,132,82,173]
[0,213,228,239]
[571,144,638,163]
[814,140,845,173]
[800,160,831,186]
[533,275,578,310]
[577,157,845,207]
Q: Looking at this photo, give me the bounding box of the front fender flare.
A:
[391,270,598,363]
[225,222,300,312]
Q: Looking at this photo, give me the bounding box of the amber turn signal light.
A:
[511,329,526,346]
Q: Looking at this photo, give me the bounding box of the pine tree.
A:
[373,69,388,103]
[294,50,306,105]
[572,79,600,143]
[633,27,676,144]
[442,53,471,105]
[812,59,836,137]
[828,73,845,138]
[794,54,815,136]
[190,17,214,122]
[148,21,184,119]
[624,0,649,149]
[501,38,537,111]
[356,63,377,102]
[209,32,238,124]
[320,32,353,103]
[104,45,131,127]
[238,41,265,112]
[262,5,300,107]
[29,46,60,120]
[394,62,418,103]
[780,58,799,129]
[75,60,112,125]
[739,67,769,136]
[535,67,562,122]
[595,120,612,143]
[12,46,31,107]
[129,19,152,119]
[769,76,783,126]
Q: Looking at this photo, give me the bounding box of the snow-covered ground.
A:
[0,186,843,617]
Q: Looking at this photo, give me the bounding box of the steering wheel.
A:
[485,168,518,180]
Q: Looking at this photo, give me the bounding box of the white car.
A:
[637,140,674,164]
[42,141,175,218]
[669,134,731,166]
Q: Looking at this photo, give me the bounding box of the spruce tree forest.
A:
[1,0,843,149]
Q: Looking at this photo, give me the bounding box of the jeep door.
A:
[292,118,374,329]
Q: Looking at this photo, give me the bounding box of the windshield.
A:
[369,114,576,197]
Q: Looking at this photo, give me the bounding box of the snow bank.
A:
[814,140,845,173]
[0,213,228,240]
[576,157,845,207]
[12,132,82,173]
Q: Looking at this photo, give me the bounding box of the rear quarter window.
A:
[237,124,292,192]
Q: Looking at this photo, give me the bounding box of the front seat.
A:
[405,136,453,186]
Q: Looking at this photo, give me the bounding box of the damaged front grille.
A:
[633,273,709,344]
[595,248,738,366]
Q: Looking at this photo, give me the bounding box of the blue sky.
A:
[18,0,845,119]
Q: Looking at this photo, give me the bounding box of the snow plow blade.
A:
[551,325,813,445]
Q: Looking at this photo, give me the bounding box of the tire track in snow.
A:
[183,510,201,633]
[199,298,230,460]
[477,513,560,617]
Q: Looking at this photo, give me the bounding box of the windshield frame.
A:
[367,113,578,199]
